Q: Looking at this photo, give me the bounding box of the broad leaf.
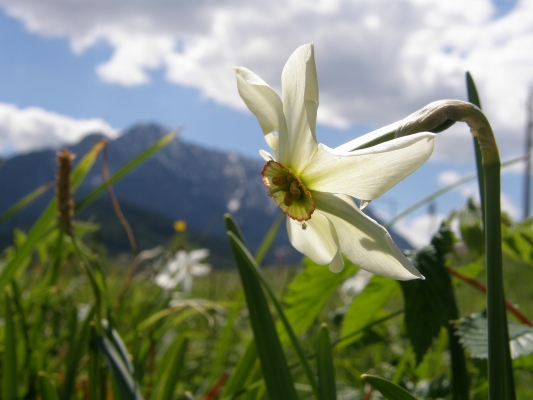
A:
[283,257,357,336]
[455,312,533,359]
[339,274,400,348]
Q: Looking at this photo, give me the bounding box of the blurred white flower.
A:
[234,43,435,280]
[154,249,211,292]
[340,270,374,304]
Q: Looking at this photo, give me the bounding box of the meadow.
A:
[1,76,532,400]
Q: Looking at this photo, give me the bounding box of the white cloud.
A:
[1,0,533,161]
[0,103,118,155]
[438,168,521,218]
[395,212,447,248]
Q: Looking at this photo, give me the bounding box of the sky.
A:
[0,0,532,247]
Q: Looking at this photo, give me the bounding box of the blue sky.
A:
[0,0,530,246]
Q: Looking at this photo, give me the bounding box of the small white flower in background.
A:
[234,43,436,280]
[340,270,374,305]
[155,249,211,292]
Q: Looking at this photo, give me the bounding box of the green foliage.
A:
[400,224,459,364]
[225,218,298,400]
[339,274,400,348]
[316,324,337,400]
[2,292,17,400]
[455,312,533,360]
[361,374,418,400]
[3,126,533,399]
[283,257,356,337]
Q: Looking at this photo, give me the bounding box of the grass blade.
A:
[361,375,417,400]
[98,335,144,399]
[466,71,485,216]
[38,372,60,400]
[254,212,284,265]
[316,324,336,400]
[226,229,298,400]
[61,306,95,400]
[0,183,52,227]
[75,130,179,213]
[225,214,320,399]
[219,341,258,399]
[3,292,17,400]
[157,334,188,400]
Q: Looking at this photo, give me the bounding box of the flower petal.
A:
[286,212,338,265]
[234,67,288,159]
[313,191,423,280]
[281,43,319,173]
[303,132,435,200]
[191,264,211,276]
[259,149,274,161]
[188,249,210,263]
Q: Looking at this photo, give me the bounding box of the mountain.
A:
[0,123,413,265]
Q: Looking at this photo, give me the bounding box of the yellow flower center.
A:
[261,160,315,221]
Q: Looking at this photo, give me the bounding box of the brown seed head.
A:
[56,148,76,236]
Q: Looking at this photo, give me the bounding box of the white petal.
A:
[281,43,318,173]
[328,250,345,273]
[313,192,423,280]
[259,149,274,161]
[234,67,288,159]
[303,132,435,200]
[286,213,338,265]
[154,272,174,289]
[191,264,211,276]
[188,249,209,263]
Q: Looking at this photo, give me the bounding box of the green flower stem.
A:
[396,99,514,400]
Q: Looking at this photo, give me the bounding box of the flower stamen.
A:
[261,160,315,221]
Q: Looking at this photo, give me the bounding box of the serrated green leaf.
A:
[400,225,459,364]
[317,324,337,400]
[361,375,417,400]
[339,275,400,348]
[455,312,533,359]
[283,257,357,337]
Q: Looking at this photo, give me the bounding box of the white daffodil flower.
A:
[234,43,436,280]
[155,249,211,292]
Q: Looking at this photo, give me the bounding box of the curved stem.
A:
[397,99,514,400]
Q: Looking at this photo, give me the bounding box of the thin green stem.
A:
[484,163,508,399]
